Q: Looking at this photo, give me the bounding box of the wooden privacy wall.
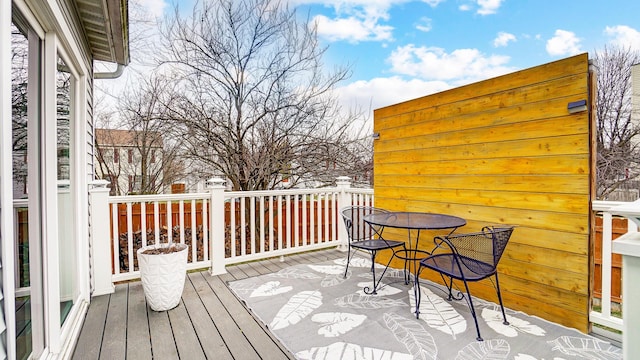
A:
[373,53,594,332]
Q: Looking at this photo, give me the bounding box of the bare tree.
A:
[93,0,174,194]
[121,76,185,193]
[345,134,374,186]
[11,24,29,194]
[159,0,364,191]
[594,45,640,199]
[95,75,186,194]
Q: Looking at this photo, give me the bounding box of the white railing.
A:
[17,189,627,335]
[591,200,628,333]
[107,192,213,282]
[97,177,373,283]
[223,189,339,264]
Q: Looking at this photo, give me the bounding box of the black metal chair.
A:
[341,206,406,295]
[415,226,515,341]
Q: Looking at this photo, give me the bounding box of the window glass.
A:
[56,54,76,326]
[57,56,71,180]
[11,20,35,360]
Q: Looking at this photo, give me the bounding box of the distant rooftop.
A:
[95,128,163,148]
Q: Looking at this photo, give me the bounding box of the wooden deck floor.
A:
[72,249,344,359]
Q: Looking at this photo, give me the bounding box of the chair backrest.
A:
[341,206,388,242]
[444,226,515,273]
[488,226,514,265]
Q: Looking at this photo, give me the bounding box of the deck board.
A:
[204,275,290,359]
[260,258,285,273]
[72,249,344,359]
[125,282,153,360]
[72,292,109,360]
[182,274,233,359]
[99,284,128,359]
[236,263,260,278]
[168,298,206,360]
[189,272,261,359]
[225,264,248,281]
[247,260,271,275]
[148,306,180,359]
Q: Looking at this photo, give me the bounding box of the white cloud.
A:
[313,15,393,42]
[422,0,445,6]
[546,29,582,56]
[299,0,402,43]
[291,0,445,43]
[416,17,432,32]
[337,76,450,110]
[477,0,503,15]
[493,32,516,47]
[459,4,471,11]
[135,0,167,18]
[387,44,516,85]
[604,25,640,51]
[290,0,399,20]
[334,76,451,127]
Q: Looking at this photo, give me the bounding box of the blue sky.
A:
[120,0,640,118]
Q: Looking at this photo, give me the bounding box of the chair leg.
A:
[400,244,409,285]
[344,244,352,279]
[364,250,378,295]
[495,273,509,325]
[461,280,483,341]
[445,276,455,300]
[414,266,424,319]
[363,250,398,295]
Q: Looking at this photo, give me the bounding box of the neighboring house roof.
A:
[76,0,130,65]
[96,128,164,148]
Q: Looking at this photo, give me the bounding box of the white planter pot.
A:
[137,243,188,311]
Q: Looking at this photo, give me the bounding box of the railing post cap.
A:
[58,179,71,190]
[90,179,111,188]
[207,177,226,188]
[336,176,351,187]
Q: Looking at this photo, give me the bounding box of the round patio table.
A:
[363,211,467,284]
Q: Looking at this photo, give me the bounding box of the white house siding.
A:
[94,129,166,195]
[86,75,94,182]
